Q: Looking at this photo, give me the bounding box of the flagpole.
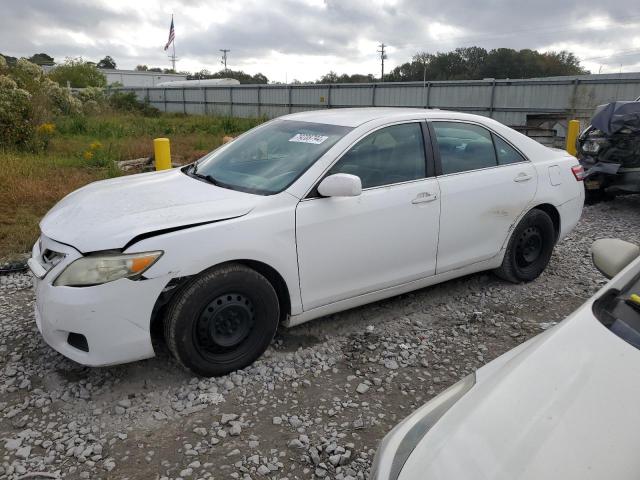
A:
[171,14,176,72]
[164,13,177,71]
[172,39,176,72]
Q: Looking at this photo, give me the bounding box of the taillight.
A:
[571,165,585,181]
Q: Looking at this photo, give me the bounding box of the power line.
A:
[220,49,230,71]
[377,43,387,81]
[581,48,640,62]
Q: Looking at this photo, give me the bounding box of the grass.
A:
[0,112,264,260]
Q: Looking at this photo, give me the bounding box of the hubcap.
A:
[195,294,255,353]
[516,226,543,268]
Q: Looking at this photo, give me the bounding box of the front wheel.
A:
[164,264,280,377]
[494,209,556,283]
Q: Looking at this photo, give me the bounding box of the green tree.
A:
[0,53,18,66]
[385,46,588,82]
[27,53,55,66]
[187,69,269,84]
[96,55,117,69]
[317,71,376,83]
[135,64,148,71]
[48,57,107,88]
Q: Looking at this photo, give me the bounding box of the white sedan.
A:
[371,238,640,480]
[28,108,585,376]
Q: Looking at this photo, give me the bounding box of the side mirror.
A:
[318,173,362,197]
[591,238,640,279]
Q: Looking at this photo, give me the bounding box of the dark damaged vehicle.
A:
[577,98,640,201]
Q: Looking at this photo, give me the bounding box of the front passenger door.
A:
[431,121,537,273]
[295,122,441,311]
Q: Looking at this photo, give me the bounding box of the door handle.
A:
[514,173,533,182]
[412,192,438,204]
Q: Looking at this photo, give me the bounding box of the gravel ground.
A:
[1,195,639,480]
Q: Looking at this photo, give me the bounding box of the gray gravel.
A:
[1,195,639,479]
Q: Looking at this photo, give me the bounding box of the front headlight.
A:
[581,139,602,154]
[370,373,475,480]
[53,251,163,287]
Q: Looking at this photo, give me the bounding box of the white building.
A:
[100,69,187,87]
[41,65,187,87]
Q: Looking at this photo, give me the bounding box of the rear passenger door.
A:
[430,121,537,273]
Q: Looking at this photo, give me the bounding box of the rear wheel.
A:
[164,264,279,377]
[495,209,556,283]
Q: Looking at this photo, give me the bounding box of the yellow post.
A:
[153,138,172,170]
[566,119,580,156]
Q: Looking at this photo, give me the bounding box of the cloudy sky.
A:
[2,0,640,82]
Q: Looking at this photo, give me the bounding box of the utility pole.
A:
[377,43,387,82]
[220,49,230,71]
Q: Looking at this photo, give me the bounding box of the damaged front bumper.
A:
[29,235,168,366]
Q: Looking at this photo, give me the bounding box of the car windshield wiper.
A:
[194,172,221,186]
[190,163,221,186]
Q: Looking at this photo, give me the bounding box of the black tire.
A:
[494,209,556,283]
[164,264,279,377]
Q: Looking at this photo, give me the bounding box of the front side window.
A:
[432,122,498,174]
[328,123,426,189]
[193,120,352,194]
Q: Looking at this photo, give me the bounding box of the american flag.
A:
[164,16,175,51]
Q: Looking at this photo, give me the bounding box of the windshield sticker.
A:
[289,133,329,144]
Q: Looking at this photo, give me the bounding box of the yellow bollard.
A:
[153,138,172,171]
[566,119,580,156]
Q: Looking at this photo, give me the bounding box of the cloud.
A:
[2,0,640,81]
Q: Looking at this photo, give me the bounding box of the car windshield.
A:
[191,119,352,195]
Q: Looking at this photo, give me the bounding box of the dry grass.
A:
[0,152,108,259]
[0,113,263,260]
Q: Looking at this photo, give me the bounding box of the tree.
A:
[187,69,269,84]
[0,53,18,66]
[318,71,339,83]
[316,71,376,84]
[135,64,148,71]
[48,57,107,88]
[28,53,55,66]
[96,56,117,69]
[384,46,588,82]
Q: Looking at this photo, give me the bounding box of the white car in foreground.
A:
[29,108,584,376]
[371,238,640,480]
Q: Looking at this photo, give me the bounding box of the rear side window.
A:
[493,134,526,165]
[328,123,426,189]
[432,122,497,174]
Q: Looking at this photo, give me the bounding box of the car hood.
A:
[399,305,640,480]
[40,168,259,252]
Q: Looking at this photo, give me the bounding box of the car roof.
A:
[281,107,488,127]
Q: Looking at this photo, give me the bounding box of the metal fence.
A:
[120,73,640,128]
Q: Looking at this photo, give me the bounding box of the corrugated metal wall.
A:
[120,73,640,127]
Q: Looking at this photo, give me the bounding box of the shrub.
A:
[0,75,33,147]
[108,91,159,116]
[0,55,9,75]
[35,122,56,150]
[77,86,105,104]
[48,57,106,88]
[0,56,83,149]
[42,78,82,116]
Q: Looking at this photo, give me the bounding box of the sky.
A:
[2,0,640,82]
